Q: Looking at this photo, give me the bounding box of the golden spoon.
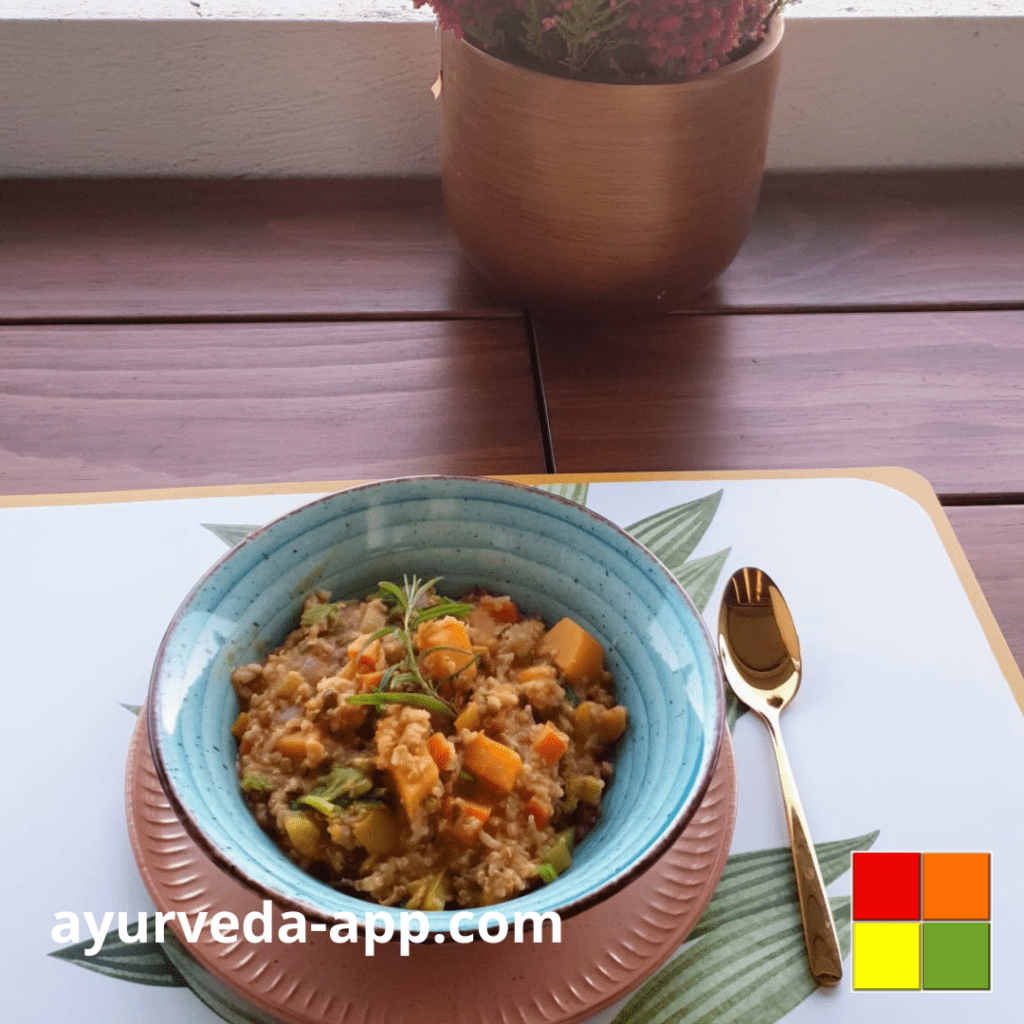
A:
[718,567,843,987]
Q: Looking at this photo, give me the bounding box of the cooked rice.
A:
[230,584,627,909]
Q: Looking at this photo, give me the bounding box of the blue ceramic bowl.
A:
[148,476,724,935]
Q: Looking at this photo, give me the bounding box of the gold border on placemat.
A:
[3,468,1021,713]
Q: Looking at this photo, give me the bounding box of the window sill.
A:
[2,3,1022,176]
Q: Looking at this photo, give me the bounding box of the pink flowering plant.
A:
[415,0,794,82]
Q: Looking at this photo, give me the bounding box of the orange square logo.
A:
[922,853,990,920]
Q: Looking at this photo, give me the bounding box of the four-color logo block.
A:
[852,852,991,990]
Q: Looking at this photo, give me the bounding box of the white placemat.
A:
[3,471,1021,1023]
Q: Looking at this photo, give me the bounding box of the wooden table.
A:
[2,172,1022,666]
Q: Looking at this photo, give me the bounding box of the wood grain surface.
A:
[700,170,1024,313]
[0,179,514,321]
[0,319,544,493]
[3,173,1022,669]
[947,505,1024,673]
[535,309,1024,499]
[3,172,1022,321]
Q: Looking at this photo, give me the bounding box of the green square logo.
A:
[921,922,990,990]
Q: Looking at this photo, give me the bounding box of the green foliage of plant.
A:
[415,0,799,82]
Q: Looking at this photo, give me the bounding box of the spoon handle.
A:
[763,713,844,987]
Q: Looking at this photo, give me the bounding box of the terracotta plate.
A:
[126,713,737,1024]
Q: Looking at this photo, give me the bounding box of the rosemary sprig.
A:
[347,692,455,717]
[345,576,473,718]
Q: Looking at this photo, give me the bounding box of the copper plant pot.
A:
[441,18,784,315]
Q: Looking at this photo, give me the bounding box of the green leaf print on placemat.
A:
[615,898,853,1024]
[49,916,185,987]
[625,491,726,592]
[202,523,260,548]
[688,831,878,942]
[536,481,591,506]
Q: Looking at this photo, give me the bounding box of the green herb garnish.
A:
[543,829,575,875]
[300,601,344,628]
[347,691,455,717]
[241,770,271,792]
[295,794,340,818]
[346,576,472,718]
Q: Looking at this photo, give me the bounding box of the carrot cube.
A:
[532,721,570,766]
[428,731,454,771]
[480,594,521,623]
[347,636,381,671]
[518,664,558,683]
[417,617,477,681]
[524,794,553,830]
[452,798,491,844]
[454,703,480,732]
[536,618,604,683]
[462,733,523,793]
[356,669,385,690]
[390,758,440,818]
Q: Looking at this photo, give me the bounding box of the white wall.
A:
[1,3,1022,175]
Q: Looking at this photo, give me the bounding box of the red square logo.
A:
[853,851,921,920]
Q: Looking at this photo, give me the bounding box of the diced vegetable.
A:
[596,704,628,743]
[240,770,270,792]
[408,871,450,912]
[573,700,602,739]
[428,731,455,771]
[479,594,521,623]
[275,729,327,767]
[518,664,557,683]
[417,617,477,681]
[524,793,553,829]
[312,763,373,803]
[421,872,450,912]
[347,636,381,671]
[352,805,400,855]
[532,721,570,765]
[537,863,557,884]
[537,618,604,683]
[295,794,339,818]
[356,669,385,690]
[284,812,321,858]
[566,775,604,806]
[462,733,523,794]
[452,799,491,845]
[389,757,440,817]
[274,671,304,699]
[543,828,574,875]
[300,601,340,628]
[231,712,250,740]
[454,703,480,733]
[574,702,627,743]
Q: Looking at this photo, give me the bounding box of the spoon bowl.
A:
[719,567,843,987]
[720,566,801,705]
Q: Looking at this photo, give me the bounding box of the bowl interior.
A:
[149,477,724,932]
